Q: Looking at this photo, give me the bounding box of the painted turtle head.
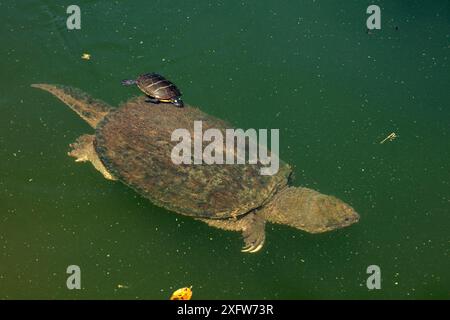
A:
[172,98,184,108]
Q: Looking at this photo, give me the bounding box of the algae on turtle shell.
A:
[32,83,359,253]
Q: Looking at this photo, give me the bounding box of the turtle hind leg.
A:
[68,134,117,181]
[197,212,266,254]
[121,79,136,86]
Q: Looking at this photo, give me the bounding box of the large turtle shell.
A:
[136,73,182,100]
[94,96,291,219]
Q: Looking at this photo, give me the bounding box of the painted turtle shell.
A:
[136,73,182,101]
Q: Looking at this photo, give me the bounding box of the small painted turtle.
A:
[122,73,183,107]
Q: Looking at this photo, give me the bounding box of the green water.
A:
[1,0,449,299]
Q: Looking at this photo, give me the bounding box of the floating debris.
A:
[117,284,129,289]
[170,286,193,300]
[81,53,91,60]
[380,132,398,144]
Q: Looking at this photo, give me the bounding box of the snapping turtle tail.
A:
[31,83,113,129]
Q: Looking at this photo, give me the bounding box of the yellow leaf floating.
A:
[81,53,91,60]
[170,286,193,300]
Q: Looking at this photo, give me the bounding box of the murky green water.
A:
[1,0,449,299]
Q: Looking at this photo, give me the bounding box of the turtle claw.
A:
[241,213,266,254]
[68,138,91,162]
[241,240,265,253]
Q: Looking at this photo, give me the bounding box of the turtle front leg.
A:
[68,134,117,181]
[197,212,266,253]
[145,96,160,104]
[241,213,266,253]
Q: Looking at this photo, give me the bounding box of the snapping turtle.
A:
[31,84,359,253]
[121,73,183,107]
